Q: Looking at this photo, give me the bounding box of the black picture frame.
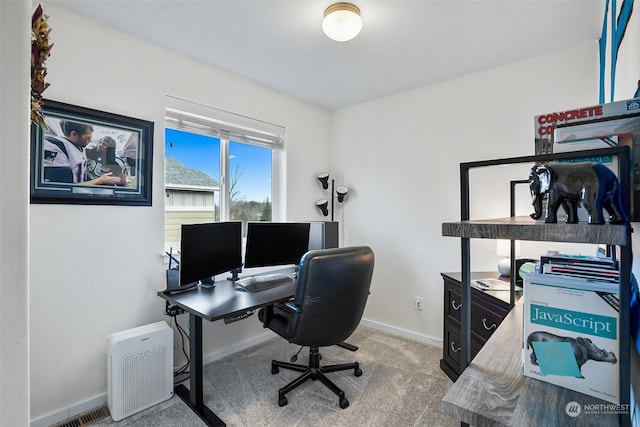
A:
[30,100,154,206]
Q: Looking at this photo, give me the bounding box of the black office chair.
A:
[258,246,375,409]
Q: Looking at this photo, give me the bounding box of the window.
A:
[164,96,285,246]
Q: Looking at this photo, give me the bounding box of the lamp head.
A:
[317,172,330,189]
[316,199,329,216]
[336,185,349,202]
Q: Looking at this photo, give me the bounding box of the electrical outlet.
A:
[414,297,422,311]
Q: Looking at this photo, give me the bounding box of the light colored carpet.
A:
[91,325,459,426]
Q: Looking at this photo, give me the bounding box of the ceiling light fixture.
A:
[322,2,362,42]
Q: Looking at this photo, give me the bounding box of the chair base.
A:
[271,347,362,408]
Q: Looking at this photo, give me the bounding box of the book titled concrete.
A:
[523,273,620,404]
[534,97,640,155]
[533,97,640,221]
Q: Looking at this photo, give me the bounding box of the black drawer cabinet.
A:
[440,272,519,382]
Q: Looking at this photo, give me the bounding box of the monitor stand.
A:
[199,277,215,288]
[227,267,241,282]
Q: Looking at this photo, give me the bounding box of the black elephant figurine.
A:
[529,162,627,224]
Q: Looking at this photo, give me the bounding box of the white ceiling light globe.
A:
[322,3,363,42]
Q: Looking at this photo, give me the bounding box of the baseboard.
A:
[360,318,443,347]
[30,331,275,427]
[30,323,435,427]
[30,393,107,427]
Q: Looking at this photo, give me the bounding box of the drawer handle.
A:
[451,300,462,311]
[450,342,461,353]
[482,318,497,331]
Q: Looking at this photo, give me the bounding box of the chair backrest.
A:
[288,246,375,347]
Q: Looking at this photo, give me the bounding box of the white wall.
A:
[29,3,330,423]
[1,1,31,426]
[332,43,602,339]
[21,3,638,425]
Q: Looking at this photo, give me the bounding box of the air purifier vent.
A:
[107,321,173,421]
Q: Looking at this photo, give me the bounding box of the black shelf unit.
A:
[442,146,632,426]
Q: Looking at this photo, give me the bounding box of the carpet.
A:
[91,325,459,426]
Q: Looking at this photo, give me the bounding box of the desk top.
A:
[441,271,520,306]
[441,300,621,426]
[157,268,296,322]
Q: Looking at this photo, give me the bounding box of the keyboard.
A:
[235,273,293,292]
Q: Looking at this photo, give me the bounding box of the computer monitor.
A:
[179,221,242,286]
[244,222,311,268]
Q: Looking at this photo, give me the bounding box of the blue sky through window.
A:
[165,128,272,202]
[230,142,272,202]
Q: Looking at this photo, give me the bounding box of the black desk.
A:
[157,269,296,427]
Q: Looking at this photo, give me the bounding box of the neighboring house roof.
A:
[165,157,218,188]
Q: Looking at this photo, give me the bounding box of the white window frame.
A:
[164,95,285,222]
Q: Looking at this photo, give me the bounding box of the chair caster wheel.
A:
[278,396,288,407]
[339,398,349,409]
[271,366,279,374]
[354,367,362,377]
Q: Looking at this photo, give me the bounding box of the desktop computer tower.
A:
[308,221,338,250]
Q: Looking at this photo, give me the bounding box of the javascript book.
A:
[523,273,620,404]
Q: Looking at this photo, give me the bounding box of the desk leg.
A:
[174,314,226,427]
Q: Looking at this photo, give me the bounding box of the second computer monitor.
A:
[244,222,311,268]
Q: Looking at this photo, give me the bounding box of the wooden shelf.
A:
[443,148,632,426]
[442,216,629,246]
[442,301,621,426]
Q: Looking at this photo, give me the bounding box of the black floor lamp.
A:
[315,172,349,221]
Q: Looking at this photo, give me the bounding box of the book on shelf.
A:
[533,97,640,221]
[541,264,619,283]
[534,97,640,155]
[540,252,619,283]
[552,133,632,181]
[540,252,618,268]
[523,273,620,404]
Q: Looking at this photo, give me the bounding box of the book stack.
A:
[523,272,620,404]
[540,253,619,284]
[533,97,640,221]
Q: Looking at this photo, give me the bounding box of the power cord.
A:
[170,315,190,385]
[290,346,303,363]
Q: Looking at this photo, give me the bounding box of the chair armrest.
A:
[260,301,301,328]
[280,301,302,313]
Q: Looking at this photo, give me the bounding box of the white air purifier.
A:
[107,321,173,421]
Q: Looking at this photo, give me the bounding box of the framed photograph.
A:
[30,100,154,206]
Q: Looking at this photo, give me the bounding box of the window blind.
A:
[165,95,285,148]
